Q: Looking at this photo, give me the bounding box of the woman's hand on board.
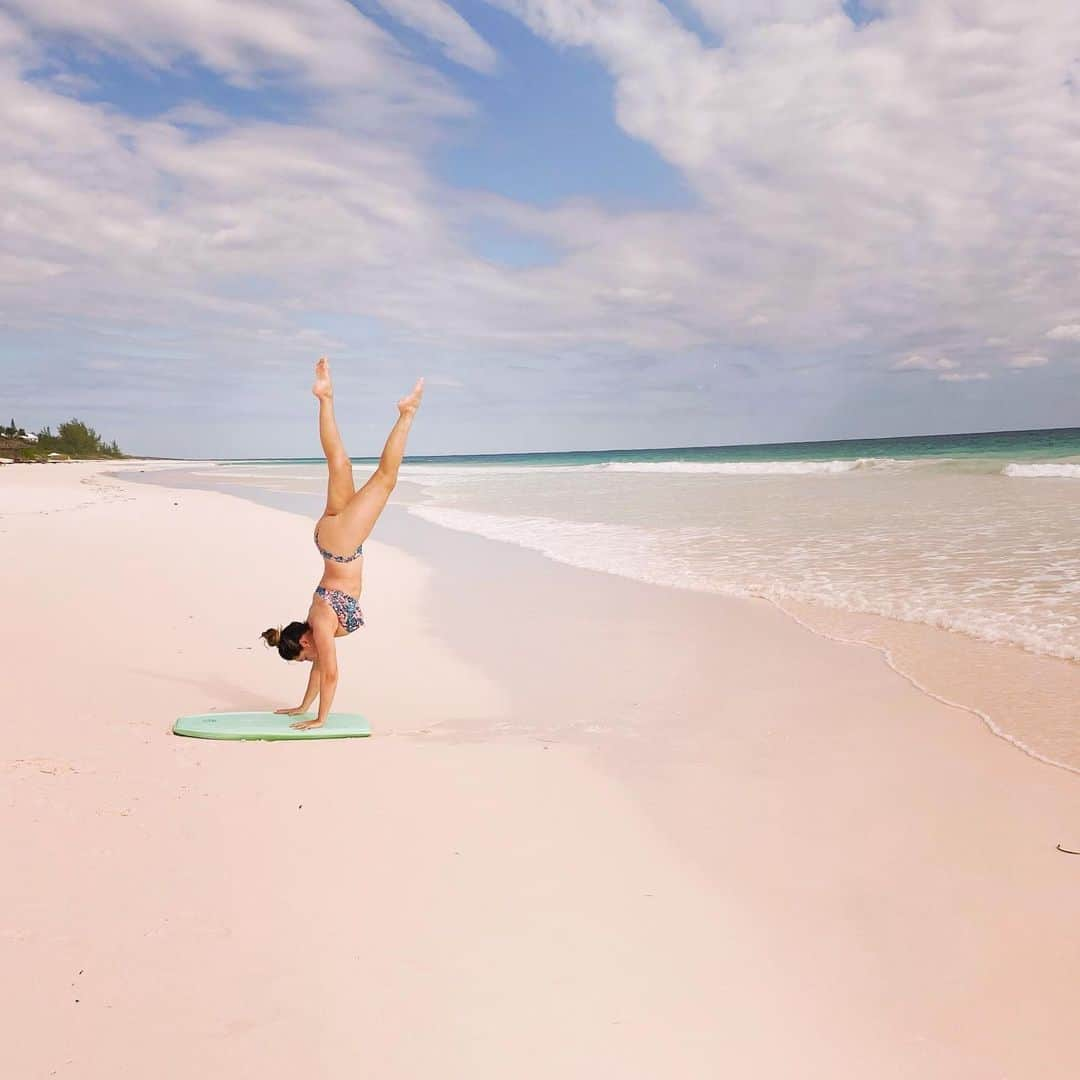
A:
[274,706,309,716]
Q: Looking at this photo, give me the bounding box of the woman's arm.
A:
[275,658,320,716]
[300,657,321,710]
[291,627,339,730]
[314,628,339,726]
[315,664,339,727]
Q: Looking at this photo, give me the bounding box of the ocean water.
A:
[190,426,1080,767]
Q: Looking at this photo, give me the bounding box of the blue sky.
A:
[1,0,1077,458]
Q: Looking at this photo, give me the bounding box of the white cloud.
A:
[687,1,841,32]
[939,372,991,382]
[6,0,1080,363]
[1007,355,1050,368]
[0,251,66,285]
[158,103,234,130]
[489,0,1080,355]
[376,0,498,72]
[0,3,476,341]
[890,355,958,372]
[1,0,468,113]
[0,10,26,51]
[1046,324,1080,341]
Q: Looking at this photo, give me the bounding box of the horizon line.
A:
[154,422,1080,462]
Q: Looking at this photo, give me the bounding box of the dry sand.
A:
[3,460,1079,1078]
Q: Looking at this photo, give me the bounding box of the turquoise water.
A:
[223,425,1080,472]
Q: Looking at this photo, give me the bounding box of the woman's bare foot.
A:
[397,377,425,416]
[313,357,333,400]
[290,716,325,731]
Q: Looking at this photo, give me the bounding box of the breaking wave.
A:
[1003,463,1080,479]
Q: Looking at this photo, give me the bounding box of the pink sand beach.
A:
[3,459,1080,1078]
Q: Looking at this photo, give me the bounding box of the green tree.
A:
[56,418,103,455]
[21,420,124,458]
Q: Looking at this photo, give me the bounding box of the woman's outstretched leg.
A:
[313,358,355,516]
[336,378,424,544]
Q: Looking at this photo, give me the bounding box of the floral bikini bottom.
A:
[314,586,365,634]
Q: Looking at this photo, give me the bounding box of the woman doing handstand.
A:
[261,357,424,729]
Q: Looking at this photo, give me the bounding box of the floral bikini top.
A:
[314,525,363,563]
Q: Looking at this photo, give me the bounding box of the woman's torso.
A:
[311,514,364,636]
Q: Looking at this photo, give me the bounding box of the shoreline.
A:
[6,461,1080,1077]
[775,598,1080,777]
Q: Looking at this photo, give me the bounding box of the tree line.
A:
[2,417,124,458]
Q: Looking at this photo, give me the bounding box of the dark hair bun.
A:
[261,621,310,661]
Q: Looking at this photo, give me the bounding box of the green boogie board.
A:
[173,711,371,741]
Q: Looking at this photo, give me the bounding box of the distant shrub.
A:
[2,416,125,458]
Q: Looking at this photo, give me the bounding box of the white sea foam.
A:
[194,470,321,481]
[400,464,593,479]
[409,505,687,587]
[407,504,1080,662]
[217,461,309,469]
[114,460,206,471]
[397,457,910,481]
[213,456,919,485]
[597,458,887,475]
[1003,462,1080,478]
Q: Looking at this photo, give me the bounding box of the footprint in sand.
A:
[9,758,78,776]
